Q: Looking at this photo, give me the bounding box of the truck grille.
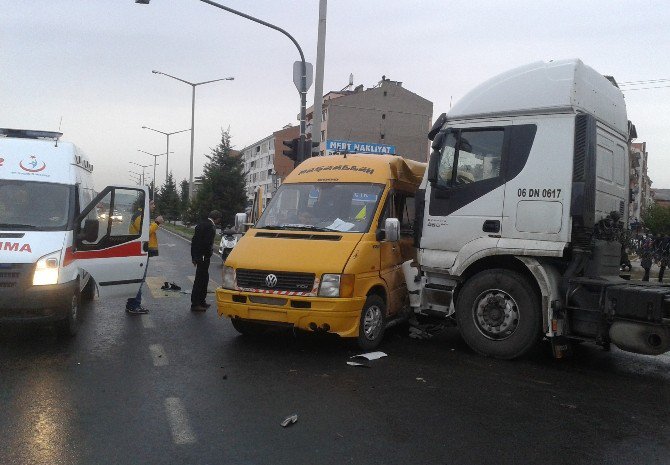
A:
[236,269,315,293]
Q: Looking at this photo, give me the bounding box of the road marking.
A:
[142,315,156,329]
[164,397,197,445]
[149,344,169,366]
[187,275,219,288]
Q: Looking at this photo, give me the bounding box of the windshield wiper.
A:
[0,223,39,230]
[259,224,337,232]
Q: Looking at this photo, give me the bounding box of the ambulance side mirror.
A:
[80,219,99,243]
[234,213,247,234]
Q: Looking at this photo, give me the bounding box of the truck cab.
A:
[0,129,151,336]
[407,60,670,359]
[216,154,425,349]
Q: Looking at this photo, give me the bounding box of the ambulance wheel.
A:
[455,269,541,360]
[231,318,266,336]
[57,287,80,338]
[82,278,96,301]
[357,294,386,350]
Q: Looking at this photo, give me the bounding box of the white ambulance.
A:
[0,128,150,336]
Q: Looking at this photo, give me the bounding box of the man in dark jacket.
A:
[190,210,222,311]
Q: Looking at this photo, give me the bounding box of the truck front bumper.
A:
[0,280,78,322]
[216,288,365,338]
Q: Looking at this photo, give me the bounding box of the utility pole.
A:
[311,0,327,155]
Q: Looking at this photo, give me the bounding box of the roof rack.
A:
[0,128,63,140]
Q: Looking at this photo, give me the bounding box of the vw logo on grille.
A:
[265,274,278,288]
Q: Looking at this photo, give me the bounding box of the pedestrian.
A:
[640,234,654,282]
[126,200,156,314]
[149,215,164,257]
[657,235,669,283]
[190,210,222,312]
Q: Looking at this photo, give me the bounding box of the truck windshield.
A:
[256,182,385,233]
[0,180,72,231]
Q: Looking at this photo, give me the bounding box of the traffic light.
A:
[303,139,320,157]
[282,137,300,163]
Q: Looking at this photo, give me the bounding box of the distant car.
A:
[111,210,123,222]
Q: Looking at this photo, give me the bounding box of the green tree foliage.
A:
[156,172,181,222]
[189,128,246,226]
[179,179,190,216]
[641,203,670,235]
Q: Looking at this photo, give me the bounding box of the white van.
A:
[0,129,151,335]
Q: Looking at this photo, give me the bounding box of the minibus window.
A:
[0,180,72,231]
[257,182,384,233]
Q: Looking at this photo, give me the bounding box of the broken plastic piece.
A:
[281,414,298,427]
[346,361,371,367]
[351,351,387,361]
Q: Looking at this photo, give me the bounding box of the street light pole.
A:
[195,0,308,140]
[151,71,233,201]
[130,162,151,186]
[141,126,190,183]
[138,149,171,200]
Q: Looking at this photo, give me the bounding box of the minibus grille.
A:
[0,264,30,289]
[236,269,315,293]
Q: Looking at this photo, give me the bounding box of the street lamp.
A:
[141,126,190,182]
[129,162,151,186]
[152,70,233,201]
[138,149,171,199]
[129,170,143,185]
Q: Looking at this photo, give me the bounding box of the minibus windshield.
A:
[0,180,72,231]
[256,182,385,233]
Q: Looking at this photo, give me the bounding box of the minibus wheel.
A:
[455,269,541,359]
[357,294,386,350]
[57,287,80,338]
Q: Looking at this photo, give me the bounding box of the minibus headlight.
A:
[33,250,61,286]
[222,265,236,290]
[318,274,355,298]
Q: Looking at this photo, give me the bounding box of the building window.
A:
[383,91,387,97]
[322,109,327,121]
[380,134,385,140]
[321,130,325,141]
[256,146,260,153]
[382,113,386,119]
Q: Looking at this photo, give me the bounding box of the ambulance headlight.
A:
[222,265,236,290]
[33,250,61,286]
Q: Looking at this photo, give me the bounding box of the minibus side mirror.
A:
[80,219,99,243]
[384,218,400,242]
[234,212,248,234]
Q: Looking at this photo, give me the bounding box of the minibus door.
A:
[69,186,150,297]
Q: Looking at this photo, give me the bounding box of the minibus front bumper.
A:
[216,288,365,337]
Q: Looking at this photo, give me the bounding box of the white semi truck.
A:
[405,59,670,359]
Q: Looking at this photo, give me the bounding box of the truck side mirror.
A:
[427,150,440,185]
[234,212,248,233]
[80,219,99,243]
[384,218,400,242]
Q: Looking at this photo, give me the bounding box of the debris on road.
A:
[347,351,387,367]
[416,377,426,383]
[281,414,298,427]
[408,318,449,340]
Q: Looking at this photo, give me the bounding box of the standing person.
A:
[126,200,156,314]
[191,210,222,312]
[148,215,164,257]
[640,234,654,282]
[657,235,669,283]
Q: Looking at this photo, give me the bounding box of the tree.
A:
[642,203,670,235]
[190,128,246,226]
[179,179,190,217]
[156,172,181,222]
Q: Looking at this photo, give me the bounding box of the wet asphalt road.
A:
[1,229,669,465]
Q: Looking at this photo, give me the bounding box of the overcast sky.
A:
[2,0,669,189]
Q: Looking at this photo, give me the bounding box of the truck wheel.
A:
[455,269,541,359]
[357,294,386,350]
[231,318,266,336]
[56,287,80,338]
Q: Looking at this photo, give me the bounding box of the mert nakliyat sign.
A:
[326,139,396,155]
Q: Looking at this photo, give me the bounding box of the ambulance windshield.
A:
[256,182,385,233]
[0,180,72,231]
